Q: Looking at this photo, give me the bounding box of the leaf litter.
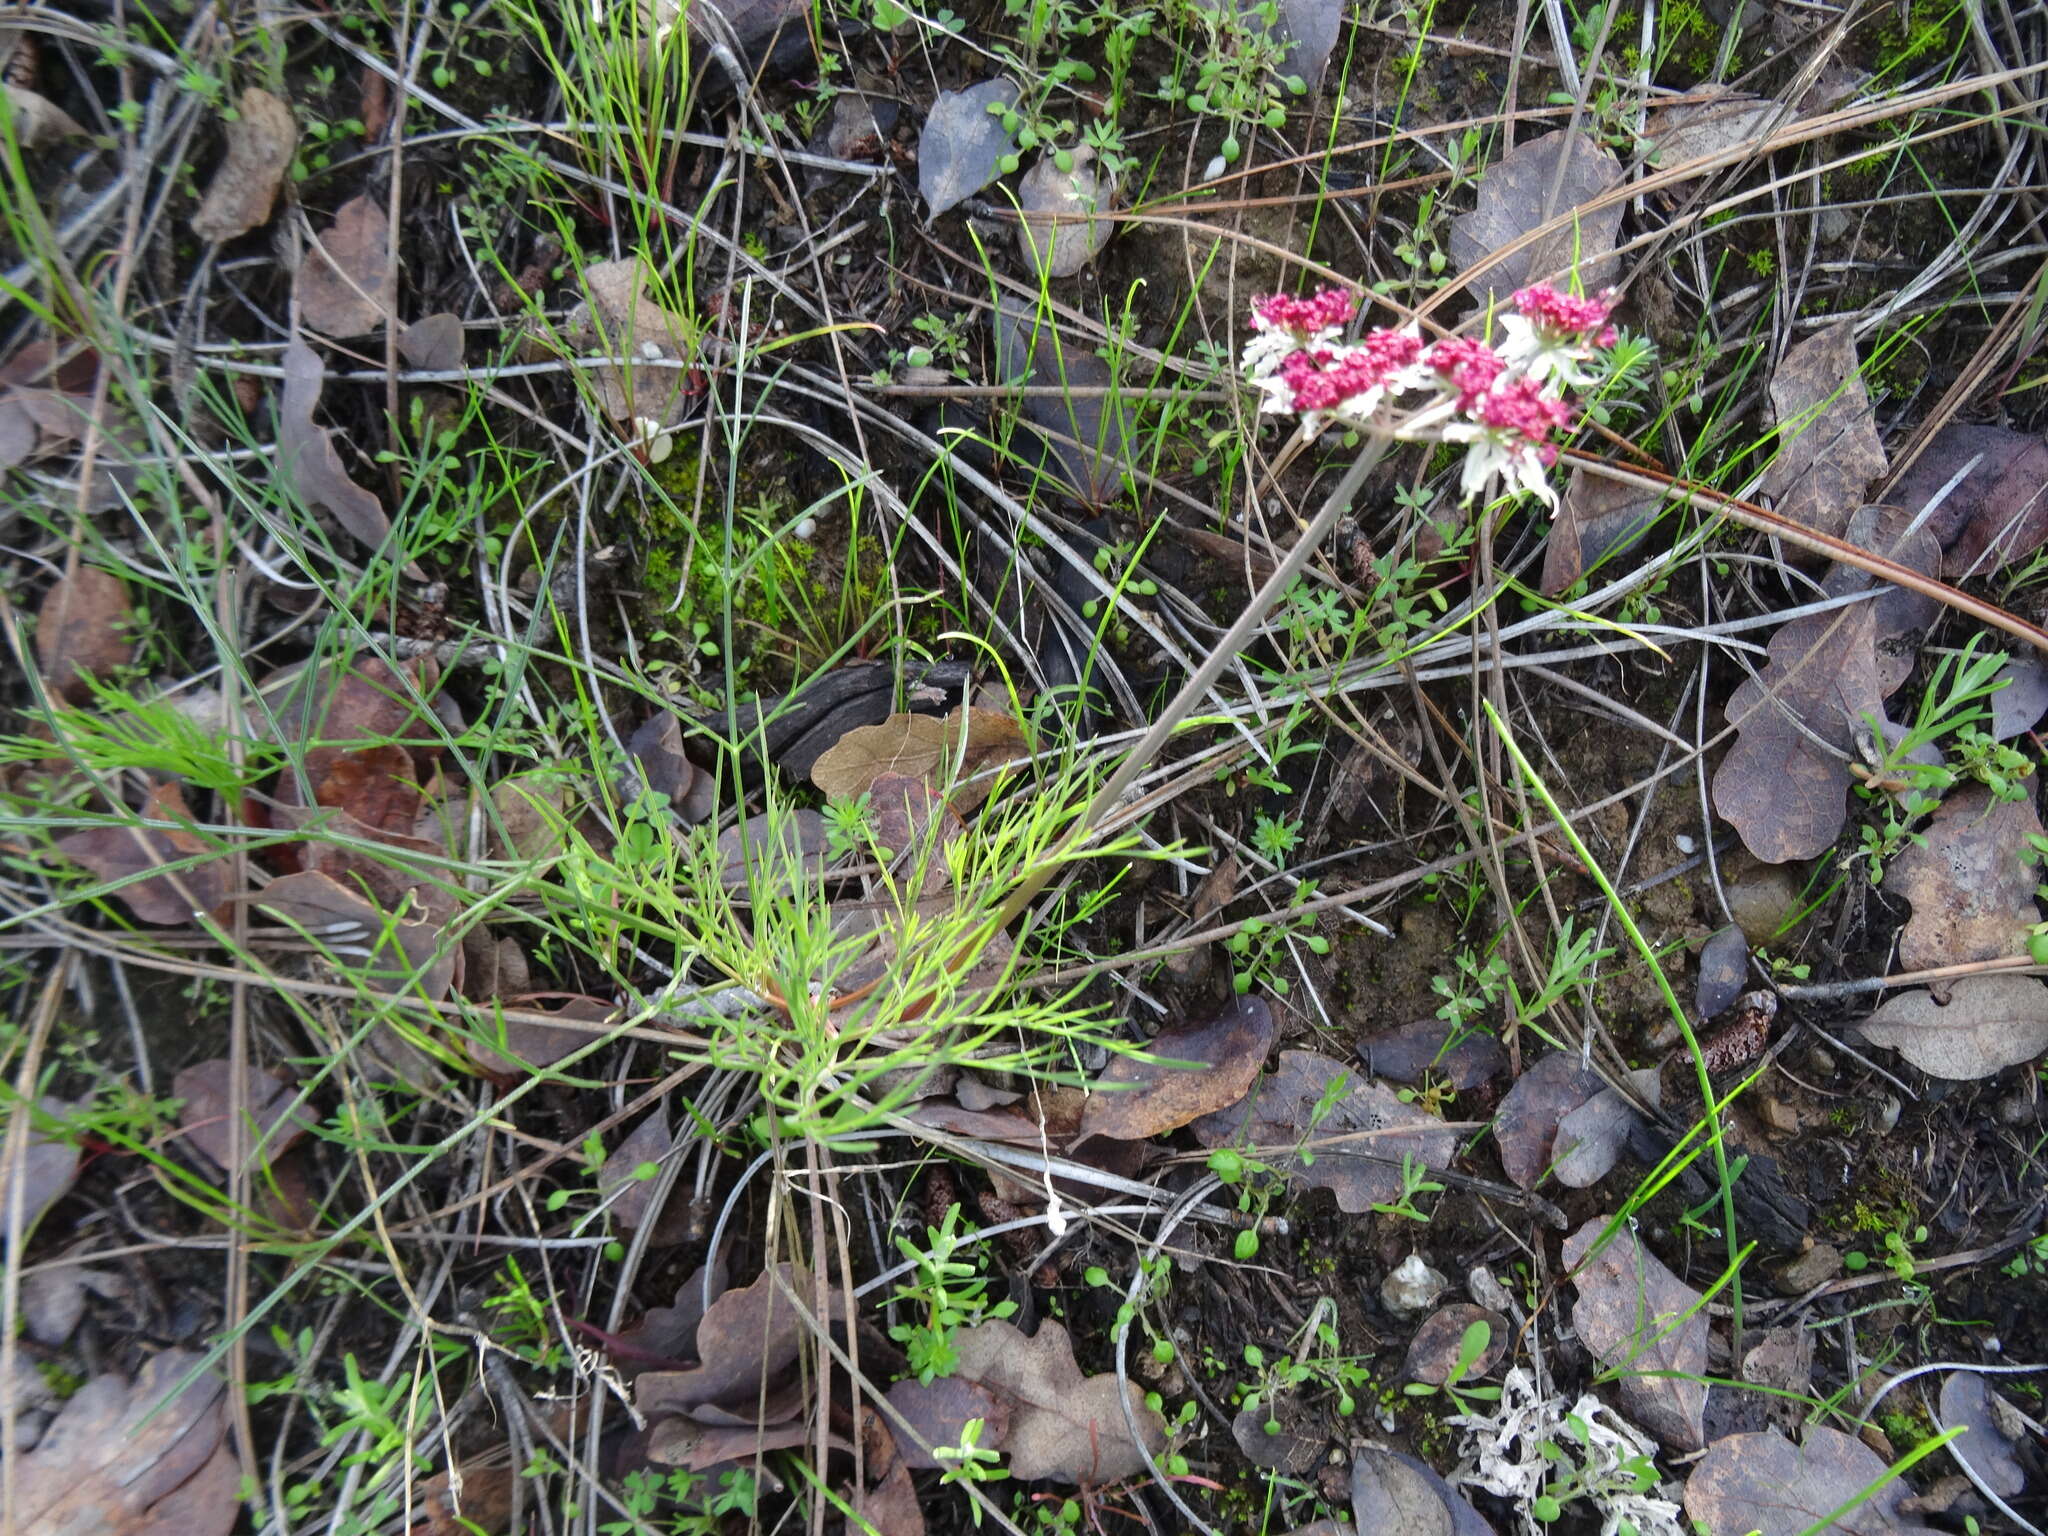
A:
[918,78,1019,219]
[1886,783,2043,971]
[1857,975,2048,1080]
[1561,1217,1709,1452]
[1758,322,1889,540]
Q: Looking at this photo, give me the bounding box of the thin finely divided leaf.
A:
[1889,422,2048,581]
[1683,1424,1942,1536]
[14,1350,240,1536]
[1078,995,1277,1142]
[1888,785,2043,972]
[296,194,392,336]
[1016,149,1114,279]
[191,88,297,242]
[36,565,134,705]
[1191,1049,1455,1213]
[1448,130,1623,298]
[1712,603,1882,864]
[1857,976,2048,1081]
[279,342,407,570]
[918,79,1019,220]
[1561,1217,1708,1451]
[1759,322,1887,540]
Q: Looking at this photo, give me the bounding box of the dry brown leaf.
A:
[191,88,297,242]
[1404,1304,1506,1387]
[885,1375,1011,1467]
[851,1460,925,1536]
[1889,423,2048,581]
[397,312,465,372]
[36,565,134,705]
[1644,93,1785,173]
[173,1059,315,1171]
[255,869,456,1000]
[636,1264,845,1422]
[1348,1446,1454,1536]
[1551,1068,1660,1190]
[314,743,423,836]
[1684,1424,1943,1536]
[1492,1051,1605,1189]
[1358,1017,1505,1093]
[1448,130,1624,297]
[1857,976,2048,1081]
[1759,323,1888,539]
[1561,1217,1708,1451]
[810,704,1026,809]
[597,1114,691,1243]
[263,655,441,797]
[1016,149,1114,279]
[992,297,1132,506]
[1540,469,1667,596]
[404,1463,516,1536]
[1937,1372,2026,1500]
[55,779,233,926]
[1712,603,1883,864]
[1696,925,1749,1019]
[918,79,1020,220]
[279,342,405,567]
[627,711,719,824]
[15,1350,240,1536]
[1078,996,1276,1142]
[4,1097,82,1240]
[297,194,392,336]
[557,257,697,427]
[464,995,608,1078]
[892,1319,1167,1484]
[1888,785,2043,972]
[1191,1049,1455,1213]
[1833,504,1941,699]
[6,83,85,146]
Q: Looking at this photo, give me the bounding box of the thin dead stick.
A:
[988,436,1393,933]
[1564,452,2048,657]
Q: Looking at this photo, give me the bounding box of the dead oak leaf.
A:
[1888,785,2043,972]
[1448,130,1624,299]
[1561,1217,1708,1451]
[1491,1050,1605,1190]
[1683,1424,1943,1536]
[172,1059,315,1171]
[1078,995,1277,1142]
[36,565,134,705]
[1857,976,2048,1081]
[1191,1049,1455,1214]
[279,343,417,574]
[1759,322,1887,540]
[891,1319,1167,1484]
[636,1264,846,1423]
[918,79,1020,220]
[1712,602,1883,864]
[4,1097,83,1241]
[297,194,392,336]
[191,88,297,243]
[810,704,1025,810]
[1887,422,2048,582]
[15,1350,240,1536]
[557,257,697,428]
[255,869,456,1001]
[1016,148,1114,279]
[55,779,233,926]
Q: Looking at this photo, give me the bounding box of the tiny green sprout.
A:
[546,1189,571,1212]
[1243,1344,1264,1368]
[1084,1265,1110,1287]
[633,1161,659,1181]
[1207,1148,1245,1184]
[1221,136,1241,162]
[2030,930,2048,966]
[999,151,1020,174]
[1054,148,1074,173]
[1534,1494,1563,1521]
[1152,1338,1176,1365]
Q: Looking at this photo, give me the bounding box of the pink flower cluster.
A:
[1240,281,1620,510]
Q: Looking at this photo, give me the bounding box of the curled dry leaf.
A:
[992,297,1133,507]
[627,711,719,825]
[1492,1051,1605,1190]
[15,1350,240,1536]
[1562,1217,1708,1451]
[1759,322,1888,540]
[1683,1423,1944,1536]
[1887,785,2043,972]
[255,869,456,1001]
[297,194,392,336]
[173,1059,315,1171]
[886,1319,1167,1484]
[55,779,233,926]
[810,704,1025,810]
[1540,468,1667,596]
[36,564,134,705]
[597,1114,691,1244]
[1711,602,1882,864]
[1348,1445,1453,1536]
[1551,1068,1660,1190]
[918,78,1020,220]
[1016,148,1114,279]
[397,312,465,372]
[6,83,85,146]
[1078,996,1277,1142]
[279,342,409,572]
[1404,1303,1507,1387]
[1448,130,1624,298]
[557,257,697,427]
[191,88,297,242]
[1191,1049,1455,1214]
[1857,975,2048,1081]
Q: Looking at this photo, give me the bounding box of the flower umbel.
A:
[1241,278,1622,511]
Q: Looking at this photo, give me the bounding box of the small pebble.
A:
[1380,1253,1448,1317]
[1675,834,1696,854]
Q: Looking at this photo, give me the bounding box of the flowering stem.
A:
[989,436,1392,933]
